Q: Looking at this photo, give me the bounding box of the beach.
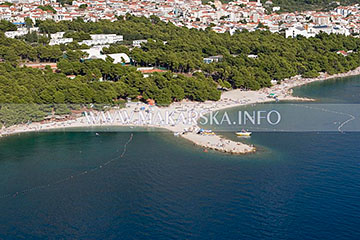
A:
[2,67,360,154]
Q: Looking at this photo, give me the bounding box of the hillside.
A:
[203,0,358,12]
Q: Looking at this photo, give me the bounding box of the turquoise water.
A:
[1,76,360,239]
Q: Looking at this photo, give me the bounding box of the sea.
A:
[0,76,360,239]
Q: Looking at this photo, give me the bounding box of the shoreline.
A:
[2,67,360,154]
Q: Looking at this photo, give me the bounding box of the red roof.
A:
[139,69,166,74]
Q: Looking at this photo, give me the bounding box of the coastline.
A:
[1,67,360,154]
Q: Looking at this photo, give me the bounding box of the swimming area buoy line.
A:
[289,104,356,133]
[0,104,356,200]
[0,133,134,200]
[237,104,356,133]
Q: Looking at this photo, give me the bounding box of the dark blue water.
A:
[293,75,360,103]
[1,76,360,239]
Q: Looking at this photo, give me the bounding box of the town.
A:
[1,0,360,127]
[1,0,360,40]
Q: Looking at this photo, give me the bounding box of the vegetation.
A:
[0,59,219,125]
[201,0,232,4]
[1,15,360,125]
[0,2,13,6]
[3,16,360,89]
[270,0,359,12]
[202,0,359,12]
[63,31,91,41]
[0,20,16,32]
[79,4,88,9]
[57,0,73,6]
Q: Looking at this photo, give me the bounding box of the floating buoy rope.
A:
[0,133,134,200]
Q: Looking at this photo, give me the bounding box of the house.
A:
[203,58,213,64]
[313,15,330,26]
[137,67,167,78]
[337,50,348,56]
[203,55,223,64]
[272,6,280,11]
[22,63,58,71]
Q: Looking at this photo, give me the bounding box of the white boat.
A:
[236,130,252,137]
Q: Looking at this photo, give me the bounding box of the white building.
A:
[49,38,73,45]
[79,34,123,46]
[5,28,28,38]
[50,32,65,39]
[81,46,130,64]
[311,25,350,36]
[133,39,148,47]
[286,24,350,38]
[4,27,39,38]
[107,53,131,64]
[272,6,280,11]
[203,55,223,64]
[81,46,104,59]
[285,26,315,38]
[313,15,330,25]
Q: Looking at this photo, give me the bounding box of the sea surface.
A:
[1,76,360,239]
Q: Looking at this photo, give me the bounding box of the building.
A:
[285,26,315,38]
[21,62,57,71]
[81,46,106,59]
[4,27,38,38]
[50,31,65,39]
[107,53,131,64]
[203,55,223,64]
[49,38,73,45]
[313,15,330,25]
[81,46,130,64]
[137,67,167,78]
[133,39,148,47]
[78,34,123,46]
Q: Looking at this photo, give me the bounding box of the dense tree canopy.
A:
[1,16,360,125]
[33,16,360,89]
[0,20,16,32]
[203,0,360,12]
[271,0,359,12]
[2,17,360,90]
